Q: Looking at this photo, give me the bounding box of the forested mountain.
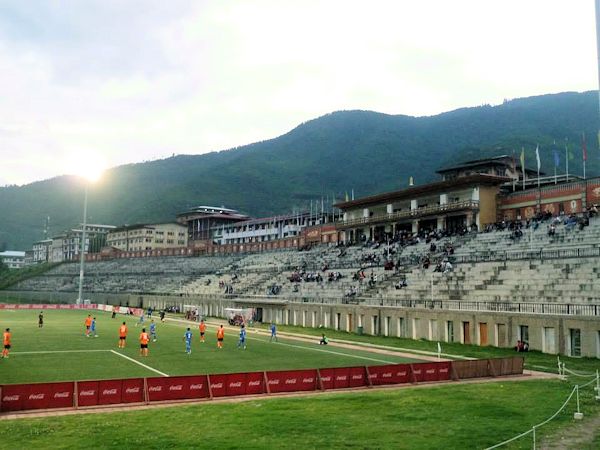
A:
[1,90,598,250]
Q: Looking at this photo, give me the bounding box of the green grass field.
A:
[0,379,598,449]
[1,309,599,449]
[0,310,420,384]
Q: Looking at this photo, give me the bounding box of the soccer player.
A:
[118,321,128,348]
[111,305,117,319]
[136,312,145,327]
[2,328,11,358]
[84,314,92,337]
[160,310,166,323]
[270,322,277,342]
[183,327,193,354]
[90,317,98,337]
[38,311,44,328]
[199,320,206,343]
[216,325,225,349]
[149,320,157,342]
[139,328,149,357]
[237,324,247,350]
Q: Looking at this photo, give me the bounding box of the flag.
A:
[345,192,349,202]
[582,132,587,161]
[535,144,540,171]
[553,148,560,167]
[520,148,525,171]
[409,176,414,186]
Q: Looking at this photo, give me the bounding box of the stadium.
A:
[1,2,600,449]
[2,154,600,449]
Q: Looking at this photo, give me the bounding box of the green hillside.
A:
[1,90,598,250]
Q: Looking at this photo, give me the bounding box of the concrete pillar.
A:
[386,204,394,214]
[437,216,445,230]
[412,220,419,233]
[363,208,369,218]
[440,193,448,205]
[410,199,418,211]
[472,187,480,201]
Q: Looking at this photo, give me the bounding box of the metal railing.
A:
[338,200,480,228]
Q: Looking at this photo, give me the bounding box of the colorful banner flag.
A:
[535,144,540,171]
[553,148,560,167]
[520,148,525,171]
[582,132,587,161]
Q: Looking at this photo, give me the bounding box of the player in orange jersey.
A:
[216,325,225,349]
[118,322,128,348]
[199,320,206,343]
[139,328,150,357]
[84,314,92,337]
[2,328,11,358]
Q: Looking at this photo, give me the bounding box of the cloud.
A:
[0,0,596,185]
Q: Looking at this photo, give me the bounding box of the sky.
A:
[0,0,597,186]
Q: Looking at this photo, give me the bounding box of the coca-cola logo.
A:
[149,386,162,392]
[102,389,117,395]
[28,394,45,400]
[169,385,183,391]
[190,384,203,390]
[351,375,363,380]
[426,369,435,374]
[335,376,347,381]
[413,370,422,375]
[321,376,331,382]
[211,383,223,389]
[285,378,297,384]
[398,371,407,377]
[229,382,242,388]
[80,390,95,396]
[440,368,448,373]
[382,373,392,378]
[125,387,139,394]
[3,395,19,401]
[302,378,314,383]
[268,380,279,385]
[54,392,70,398]
[248,381,261,386]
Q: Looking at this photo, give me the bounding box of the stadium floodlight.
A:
[76,168,103,305]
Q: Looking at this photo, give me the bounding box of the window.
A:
[570,329,581,357]
[446,321,454,342]
[397,317,405,338]
[519,325,529,343]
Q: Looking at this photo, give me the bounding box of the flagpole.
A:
[565,139,569,182]
[536,144,540,189]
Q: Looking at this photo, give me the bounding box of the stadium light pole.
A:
[76,183,89,305]
[76,169,102,305]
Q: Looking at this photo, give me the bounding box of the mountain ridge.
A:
[1,90,598,250]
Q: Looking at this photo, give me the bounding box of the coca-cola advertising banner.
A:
[0,304,97,310]
[266,369,318,393]
[0,358,522,413]
[147,375,209,402]
[1,382,74,412]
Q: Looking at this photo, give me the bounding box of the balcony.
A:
[338,199,479,228]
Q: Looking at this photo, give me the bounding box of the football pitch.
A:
[0,309,421,385]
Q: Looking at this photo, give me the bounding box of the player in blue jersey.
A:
[90,317,98,337]
[149,320,157,342]
[270,323,277,342]
[183,327,193,354]
[136,313,145,327]
[237,324,247,350]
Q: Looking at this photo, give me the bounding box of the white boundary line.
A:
[11,349,110,355]
[249,337,396,364]
[109,350,169,377]
[166,319,396,364]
